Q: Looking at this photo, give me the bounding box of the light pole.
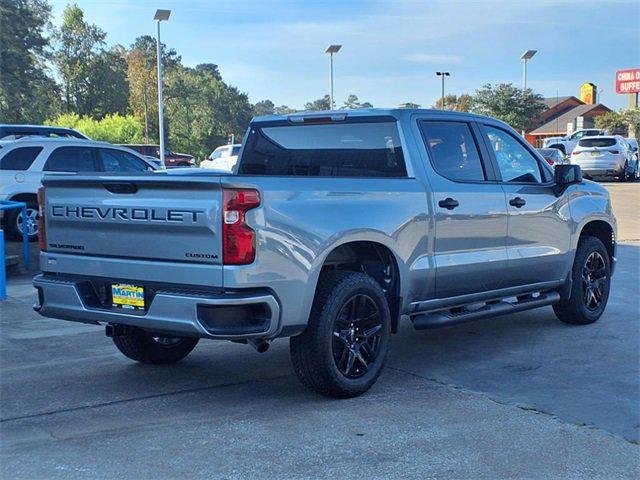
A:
[325,45,342,110]
[521,49,537,91]
[154,9,171,168]
[436,72,450,109]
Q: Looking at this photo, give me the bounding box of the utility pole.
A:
[436,72,450,109]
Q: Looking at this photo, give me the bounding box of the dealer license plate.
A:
[111,283,145,310]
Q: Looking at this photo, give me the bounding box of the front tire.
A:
[553,236,611,325]
[290,271,391,398]
[112,327,199,364]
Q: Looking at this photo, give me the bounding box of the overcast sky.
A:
[49,0,639,110]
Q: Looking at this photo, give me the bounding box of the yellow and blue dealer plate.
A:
[111,284,145,310]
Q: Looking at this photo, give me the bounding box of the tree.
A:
[53,4,106,115]
[398,102,421,109]
[304,95,331,111]
[163,63,253,159]
[0,0,60,123]
[433,94,472,111]
[274,105,297,115]
[252,100,275,116]
[471,83,545,132]
[342,94,373,109]
[127,35,181,142]
[595,109,640,139]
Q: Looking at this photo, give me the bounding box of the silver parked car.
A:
[570,135,638,181]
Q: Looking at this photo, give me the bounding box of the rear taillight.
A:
[222,189,260,265]
[545,158,554,166]
[609,149,620,154]
[572,150,580,156]
[37,186,46,252]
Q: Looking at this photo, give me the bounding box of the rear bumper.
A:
[33,274,280,340]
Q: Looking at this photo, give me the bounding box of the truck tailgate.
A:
[42,173,223,267]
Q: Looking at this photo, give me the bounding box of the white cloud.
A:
[402,54,463,64]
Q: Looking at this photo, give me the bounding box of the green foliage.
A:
[163,64,253,159]
[274,105,297,115]
[471,83,546,132]
[398,102,421,109]
[342,94,373,109]
[253,100,275,116]
[304,95,331,111]
[595,109,640,139]
[433,94,472,112]
[47,113,144,144]
[0,0,60,122]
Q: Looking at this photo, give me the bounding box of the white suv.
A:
[570,135,638,182]
[543,129,606,155]
[0,138,157,241]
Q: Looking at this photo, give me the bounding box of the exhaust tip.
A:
[249,339,270,353]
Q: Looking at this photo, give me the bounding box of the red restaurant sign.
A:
[616,68,640,94]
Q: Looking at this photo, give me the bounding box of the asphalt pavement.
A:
[1,183,638,479]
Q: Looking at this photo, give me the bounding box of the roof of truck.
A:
[252,108,500,124]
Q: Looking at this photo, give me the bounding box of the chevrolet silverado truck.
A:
[33,109,617,398]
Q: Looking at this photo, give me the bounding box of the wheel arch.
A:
[578,220,615,267]
[312,238,404,333]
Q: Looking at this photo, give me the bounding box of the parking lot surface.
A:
[1,184,638,479]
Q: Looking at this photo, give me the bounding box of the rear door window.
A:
[0,147,43,170]
[98,148,152,172]
[238,121,407,177]
[419,121,486,182]
[43,146,98,172]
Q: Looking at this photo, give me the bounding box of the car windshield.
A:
[578,138,616,148]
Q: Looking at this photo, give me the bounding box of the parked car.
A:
[34,109,616,398]
[570,135,638,181]
[543,128,606,155]
[120,144,195,168]
[625,137,638,159]
[0,138,157,241]
[536,147,566,166]
[200,144,242,171]
[0,124,89,140]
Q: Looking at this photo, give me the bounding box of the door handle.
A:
[438,198,459,210]
[509,197,526,208]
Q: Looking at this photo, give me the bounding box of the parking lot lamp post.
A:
[521,49,537,91]
[436,72,450,109]
[325,45,342,110]
[154,9,171,168]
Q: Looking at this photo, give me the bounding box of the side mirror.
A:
[554,164,582,186]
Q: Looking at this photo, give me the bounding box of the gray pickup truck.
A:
[33,109,617,398]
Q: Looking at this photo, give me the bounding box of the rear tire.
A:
[112,327,199,364]
[290,271,391,398]
[553,236,611,325]
[3,202,39,242]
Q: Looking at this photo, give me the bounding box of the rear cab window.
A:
[238,120,407,177]
[0,147,43,170]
